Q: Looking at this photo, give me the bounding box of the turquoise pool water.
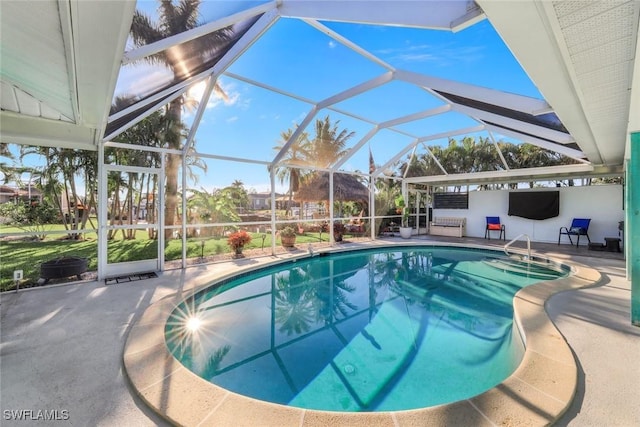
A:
[165,247,569,412]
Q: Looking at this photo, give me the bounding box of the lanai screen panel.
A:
[393,111,480,137]
[108,10,262,138]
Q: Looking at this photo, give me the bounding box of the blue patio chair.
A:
[484,216,505,240]
[558,218,591,246]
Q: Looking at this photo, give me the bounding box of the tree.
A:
[308,115,354,168]
[17,145,97,238]
[274,115,356,216]
[226,180,248,211]
[187,187,241,237]
[272,126,310,215]
[0,199,58,240]
[130,0,232,239]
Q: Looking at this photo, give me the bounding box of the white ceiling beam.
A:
[417,125,486,144]
[317,71,394,110]
[450,103,575,145]
[421,142,448,175]
[484,124,587,161]
[224,72,315,105]
[302,19,395,71]
[379,104,451,128]
[386,127,419,140]
[279,0,484,31]
[327,106,379,126]
[122,1,278,65]
[405,163,599,185]
[271,106,319,166]
[487,130,510,171]
[395,69,551,114]
[372,138,420,178]
[403,145,419,178]
[477,0,604,165]
[183,75,215,154]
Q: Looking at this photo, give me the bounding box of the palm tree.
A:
[227,180,249,211]
[130,0,232,238]
[308,115,354,168]
[272,126,310,215]
[274,268,316,335]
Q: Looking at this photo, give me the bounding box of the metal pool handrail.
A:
[504,233,531,260]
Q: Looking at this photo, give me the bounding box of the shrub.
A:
[227,230,252,250]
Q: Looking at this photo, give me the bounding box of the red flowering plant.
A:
[227,230,252,251]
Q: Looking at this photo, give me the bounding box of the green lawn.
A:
[0,231,331,291]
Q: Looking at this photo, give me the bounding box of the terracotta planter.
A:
[281,235,296,248]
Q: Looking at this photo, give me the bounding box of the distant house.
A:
[249,191,284,210]
[0,185,42,204]
[248,192,274,210]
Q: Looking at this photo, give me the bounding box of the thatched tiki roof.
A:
[294,172,369,203]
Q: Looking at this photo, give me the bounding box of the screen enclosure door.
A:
[101,165,162,278]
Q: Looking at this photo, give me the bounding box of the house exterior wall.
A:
[431,184,623,244]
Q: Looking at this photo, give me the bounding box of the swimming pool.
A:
[164,246,569,412]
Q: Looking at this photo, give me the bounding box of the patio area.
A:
[0,237,636,426]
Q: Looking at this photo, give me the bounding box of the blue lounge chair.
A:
[485,216,505,240]
[558,218,591,246]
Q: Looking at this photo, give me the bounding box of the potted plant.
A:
[280,226,297,248]
[395,194,405,214]
[227,230,252,256]
[399,207,413,239]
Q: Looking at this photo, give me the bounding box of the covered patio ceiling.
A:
[1,0,638,185]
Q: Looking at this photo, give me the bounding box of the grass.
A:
[0,231,333,291]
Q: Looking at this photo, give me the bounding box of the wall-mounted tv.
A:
[508,191,559,220]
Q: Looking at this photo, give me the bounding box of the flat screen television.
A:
[508,191,559,220]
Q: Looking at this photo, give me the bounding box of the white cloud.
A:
[328,40,337,49]
[376,43,485,66]
[226,116,239,123]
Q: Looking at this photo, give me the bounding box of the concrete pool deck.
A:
[1,238,638,426]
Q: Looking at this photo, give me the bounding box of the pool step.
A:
[484,258,565,280]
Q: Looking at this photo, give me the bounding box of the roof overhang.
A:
[0,0,135,150]
[478,0,640,167]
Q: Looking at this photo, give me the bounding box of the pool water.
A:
[165,247,569,412]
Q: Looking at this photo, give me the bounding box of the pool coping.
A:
[122,241,603,427]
